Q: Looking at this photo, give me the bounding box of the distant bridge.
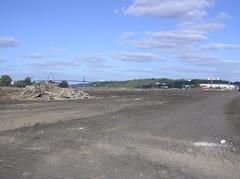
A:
[34,80,95,83]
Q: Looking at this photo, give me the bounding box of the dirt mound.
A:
[18,83,90,100]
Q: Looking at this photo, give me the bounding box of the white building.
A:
[200,84,237,90]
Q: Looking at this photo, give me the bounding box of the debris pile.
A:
[18,83,90,100]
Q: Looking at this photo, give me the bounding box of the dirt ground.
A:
[0,89,240,179]
[0,87,21,101]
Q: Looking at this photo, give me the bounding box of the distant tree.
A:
[24,76,32,86]
[0,75,12,86]
[59,81,68,88]
[14,80,25,88]
[48,80,54,84]
[14,76,32,88]
[191,79,202,87]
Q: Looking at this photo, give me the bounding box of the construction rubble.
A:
[18,83,90,100]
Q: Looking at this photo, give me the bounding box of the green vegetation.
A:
[59,80,69,88]
[0,75,12,86]
[0,74,238,89]
[14,77,32,87]
[88,78,234,89]
[0,75,32,87]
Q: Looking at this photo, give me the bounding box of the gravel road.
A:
[0,89,240,178]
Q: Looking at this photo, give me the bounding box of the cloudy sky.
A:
[0,0,240,81]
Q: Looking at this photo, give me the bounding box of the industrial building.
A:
[200,83,237,90]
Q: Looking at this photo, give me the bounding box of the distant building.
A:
[208,77,220,81]
[157,82,168,89]
[200,84,237,90]
[184,85,195,88]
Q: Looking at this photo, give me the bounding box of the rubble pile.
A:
[18,83,90,100]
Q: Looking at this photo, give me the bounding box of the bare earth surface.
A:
[0,89,240,179]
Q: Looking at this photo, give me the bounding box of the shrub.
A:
[0,75,12,86]
[14,76,32,88]
[59,81,68,88]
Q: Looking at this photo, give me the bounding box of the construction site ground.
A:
[0,89,240,178]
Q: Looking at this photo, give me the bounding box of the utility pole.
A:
[50,73,55,83]
[83,76,86,86]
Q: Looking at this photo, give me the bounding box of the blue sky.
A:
[0,0,240,81]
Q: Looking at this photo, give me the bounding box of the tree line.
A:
[0,75,69,88]
[89,78,237,89]
[0,75,32,87]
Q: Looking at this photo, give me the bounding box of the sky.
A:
[0,0,240,81]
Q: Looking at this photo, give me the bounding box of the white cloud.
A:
[121,14,240,76]
[120,0,213,19]
[114,8,120,14]
[177,51,220,65]
[121,31,135,39]
[126,18,227,51]
[74,56,106,63]
[216,12,233,21]
[158,66,215,74]
[179,21,224,32]
[176,50,240,77]
[116,0,240,79]
[73,56,114,69]
[0,36,18,48]
[202,43,240,50]
[128,30,207,52]
[28,60,77,69]
[146,30,207,41]
[26,56,113,71]
[0,59,6,63]
[121,10,233,67]
[48,48,66,53]
[116,52,161,62]
[21,53,44,59]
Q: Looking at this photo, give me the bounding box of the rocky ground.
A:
[0,89,240,179]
